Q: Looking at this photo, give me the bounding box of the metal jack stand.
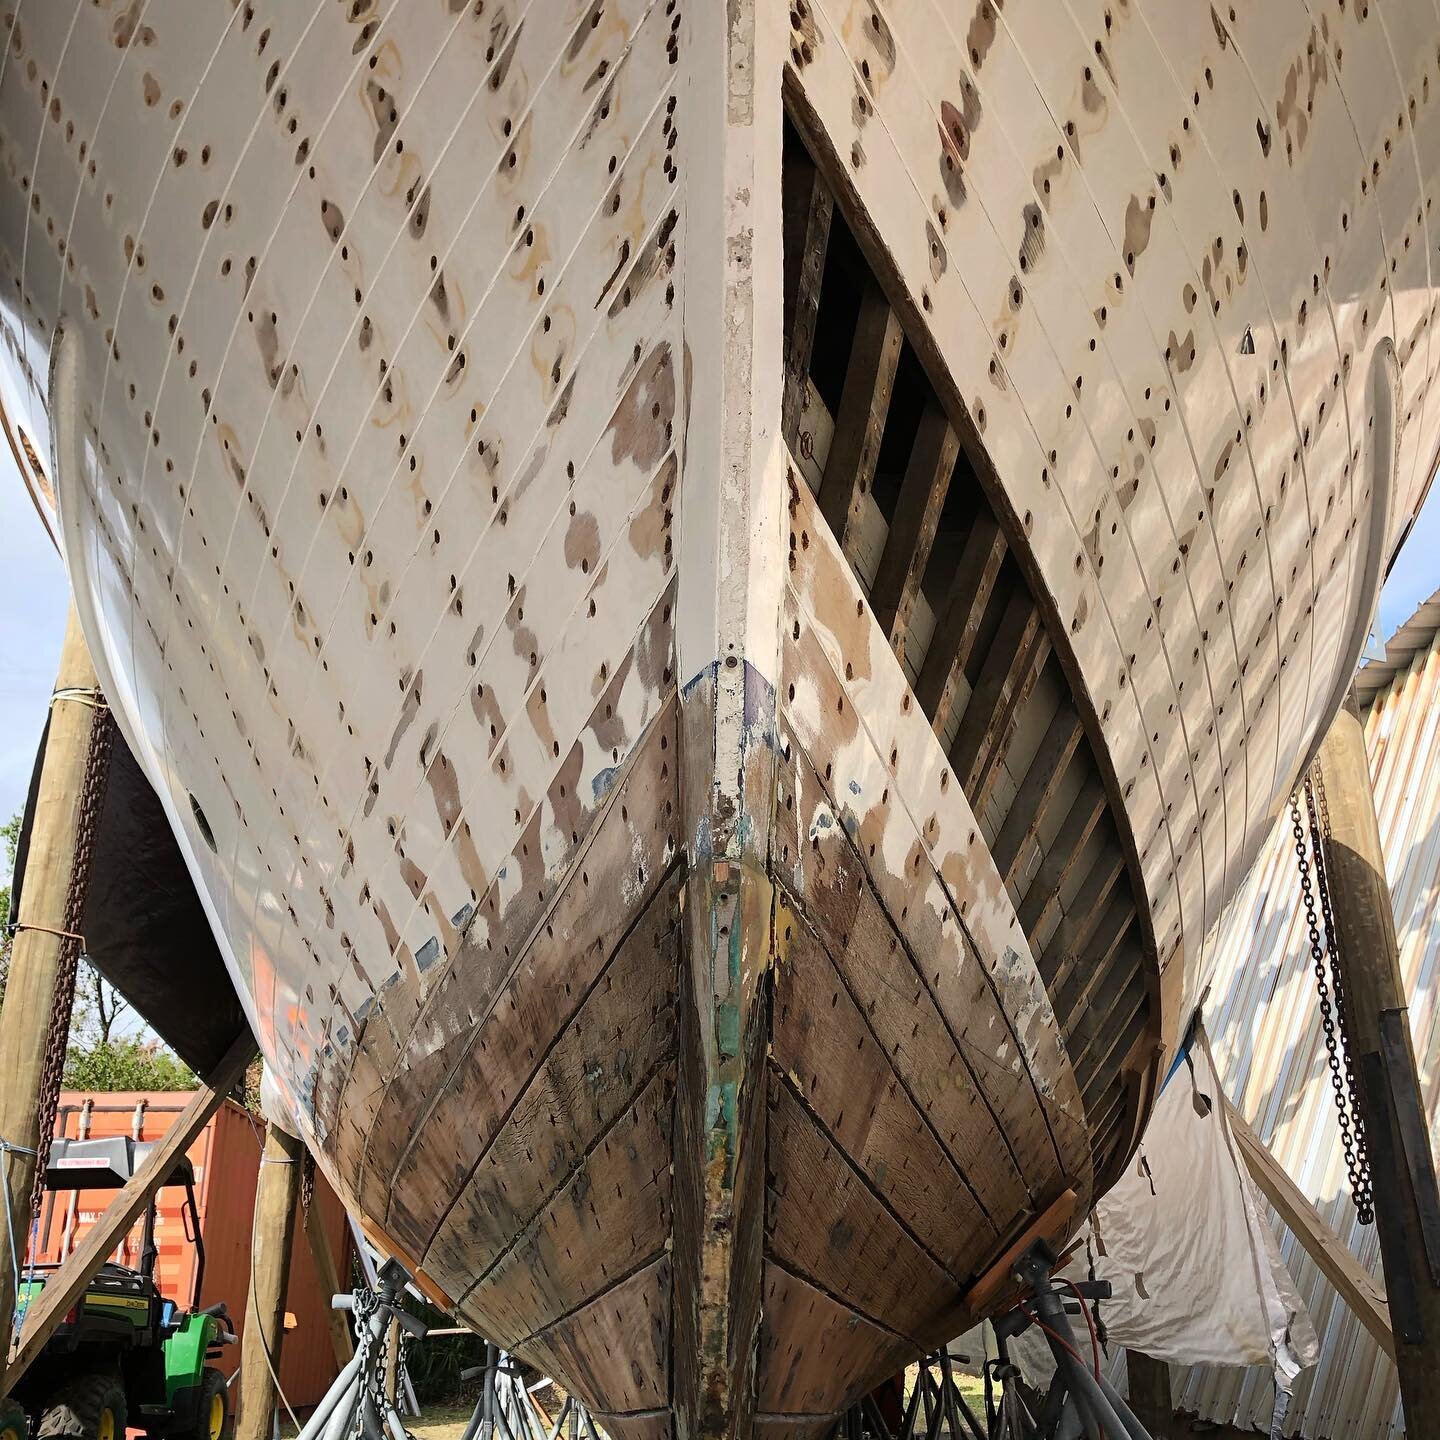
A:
[292,1259,429,1440]
[457,1347,599,1440]
[989,1242,1153,1440]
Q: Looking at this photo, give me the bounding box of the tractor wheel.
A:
[0,1394,27,1440]
[188,1369,230,1440]
[35,1372,127,1440]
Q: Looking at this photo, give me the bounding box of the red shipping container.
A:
[31,1092,350,1409]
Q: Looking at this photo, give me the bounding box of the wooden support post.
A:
[303,1198,354,1368]
[238,1123,304,1440]
[3,1030,254,1391]
[1315,690,1440,1422]
[1124,1351,1172,1438]
[0,604,102,1371]
[1226,1102,1393,1358]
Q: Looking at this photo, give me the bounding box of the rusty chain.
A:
[1290,772,1374,1224]
[27,701,113,1227]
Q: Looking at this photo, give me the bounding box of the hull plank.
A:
[756,1263,918,1423]
[5,0,1439,1432]
[432,869,682,1303]
[765,1078,962,1348]
[771,900,995,1276]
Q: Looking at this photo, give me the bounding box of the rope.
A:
[11,923,87,945]
[49,687,107,712]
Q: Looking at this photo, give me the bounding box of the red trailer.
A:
[32,1093,350,1409]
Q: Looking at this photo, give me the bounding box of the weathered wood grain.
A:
[782,156,834,454]
[869,402,959,657]
[992,708,1084,885]
[756,1262,919,1418]
[915,514,1006,735]
[766,1072,965,1345]
[515,1254,673,1416]
[818,283,904,557]
[772,899,994,1276]
[773,737,1029,1226]
[462,1065,675,1346]
[376,699,680,1255]
[423,871,682,1296]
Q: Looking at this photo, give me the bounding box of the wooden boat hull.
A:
[3,0,1439,1434]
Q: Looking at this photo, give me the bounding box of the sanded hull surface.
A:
[2,1,1440,1436]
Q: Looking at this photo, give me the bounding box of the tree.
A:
[0,810,20,1011]
[63,1035,196,1091]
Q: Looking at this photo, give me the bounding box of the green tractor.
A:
[9,1137,237,1440]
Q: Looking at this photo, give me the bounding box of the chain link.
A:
[1291,775,1374,1224]
[27,703,113,1226]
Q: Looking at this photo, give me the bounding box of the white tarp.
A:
[997,1025,1318,1394]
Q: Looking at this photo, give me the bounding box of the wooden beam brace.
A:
[818,282,903,557]
[915,513,1005,735]
[1017,778,1106,939]
[993,708,1084,886]
[4,1029,256,1390]
[1056,897,1136,1028]
[948,592,1041,798]
[303,1190,354,1366]
[1227,1102,1394,1360]
[782,160,833,453]
[1041,846,1124,990]
[970,630,1052,817]
[869,402,959,659]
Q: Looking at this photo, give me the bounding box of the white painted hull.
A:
[2,1,1437,1433]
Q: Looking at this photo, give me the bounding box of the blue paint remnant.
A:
[416,935,441,972]
[591,763,622,803]
[335,1025,349,1048]
[380,969,403,992]
[354,995,374,1021]
[842,812,859,839]
[848,778,862,795]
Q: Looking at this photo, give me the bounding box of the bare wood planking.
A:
[776,626,1062,1198]
[423,873,682,1294]
[1042,847,1126,993]
[969,631,1053,818]
[379,707,680,1255]
[766,1072,964,1345]
[588,1410,674,1440]
[513,1254,672,1417]
[756,1262,919,1418]
[869,401,959,658]
[992,708,1084,885]
[817,281,903,556]
[950,589,1042,796]
[1082,984,1146,1094]
[774,727,1029,1224]
[354,641,679,1214]
[782,156,834,453]
[463,1066,675,1347]
[1056,899,1137,1034]
[772,901,994,1276]
[754,1418,843,1440]
[915,513,1006,734]
[1016,779,1106,938]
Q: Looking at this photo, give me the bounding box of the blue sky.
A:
[3,464,1440,825]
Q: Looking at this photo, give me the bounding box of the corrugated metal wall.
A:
[1170,630,1440,1438]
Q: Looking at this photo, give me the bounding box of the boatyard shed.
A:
[1170,591,1440,1437]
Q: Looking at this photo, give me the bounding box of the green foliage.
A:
[63,1035,197,1091]
[0,809,20,1009]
